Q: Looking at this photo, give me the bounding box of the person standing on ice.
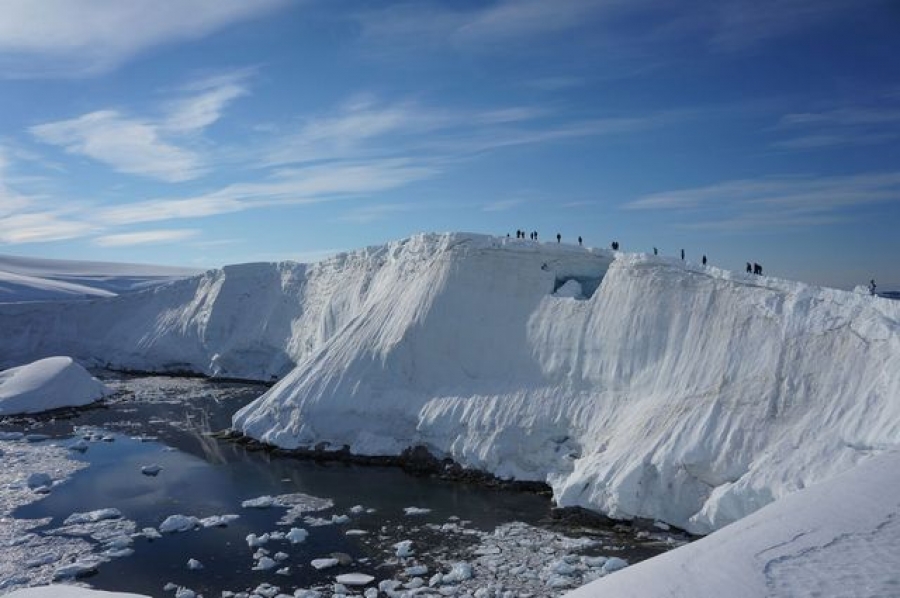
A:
[557,233,561,243]
[870,279,877,295]
[702,255,707,266]
[653,247,658,255]
[746,262,752,273]
[681,249,685,260]
[578,236,583,246]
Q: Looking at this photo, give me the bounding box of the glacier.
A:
[0,232,897,534]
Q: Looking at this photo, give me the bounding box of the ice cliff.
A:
[1,233,898,534]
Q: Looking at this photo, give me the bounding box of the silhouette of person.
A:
[578,236,583,246]
[653,247,658,256]
[681,249,685,260]
[870,279,877,295]
[557,233,561,243]
[702,255,707,266]
[746,262,752,273]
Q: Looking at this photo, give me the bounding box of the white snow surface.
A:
[0,253,198,303]
[2,233,899,534]
[565,449,900,598]
[6,588,149,598]
[0,357,111,416]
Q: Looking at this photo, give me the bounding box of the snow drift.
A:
[1,233,898,533]
[0,356,111,416]
[565,449,900,598]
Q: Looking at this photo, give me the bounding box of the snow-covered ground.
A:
[0,357,111,416]
[6,588,148,598]
[0,254,199,303]
[1,233,898,537]
[565,449,900,598]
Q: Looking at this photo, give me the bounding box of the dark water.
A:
[2,373,674,597]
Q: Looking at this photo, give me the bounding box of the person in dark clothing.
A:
[578,236,583,246]
[746,262,752,273]
[702,255,707,266]
[870,279,877,295]
[681,249,684,260]
[556,233,561,243]
[653,247,658,255]
[611,241,619,251]
[753,263,762,275]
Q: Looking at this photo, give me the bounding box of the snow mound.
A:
[0,357,111,416]
[2,233,899,535]
[564,449,900,598]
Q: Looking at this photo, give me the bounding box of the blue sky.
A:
[0,0,898,289]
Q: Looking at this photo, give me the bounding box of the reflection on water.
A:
[2,373,676,597]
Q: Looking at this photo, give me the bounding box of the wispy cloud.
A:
[340,202,418,224]
[356,0,878,57]
[97,159,437,225]
[771,104,900,151]
[31,110,204,182]
[482,198,526,212]
[0,0,287,77]
[0,211,95,244]
[625,171,900,231]
[29,71,250,182]
[93,229,200,247]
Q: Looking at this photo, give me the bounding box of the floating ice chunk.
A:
[26,434,50,442]
[242,495,275,508]
[53,559,99,579]
[364,588,378,598]
[332,514,350,524]
[345,529,367,536]
[253,583,280,597]
[443,562,473,583]
[653,520,671,530]
[69,439,89,452]
[550,560,577,576]
[187,558,203,570]
[546,575,573,589]
[286,527,309,544]
[64,508,122,525]
[405,565,428,576]
[247,532,270,547]
[0,431,24,440]
[294,590,323,598]
[253,548,270,560]
[349,505,365,514]
[405,577,425,589]
[25,553,59,568]
[403,507,431,516]
[394,540,414,558]
[277,566,291,575]
[199,514,239,527]
[602,556,628,574]
[141,464,163,476]
[429,573,443,587]
[27,472,52,490]
[174,588,196,598]
[311,558,339,570]
[253,556,277,570]
[336,573,375,586]
[159,514,199,533]
[332,583,348,595]
[274,551,289,561]
[163,582,178,591]
[139,526,163,540]
[582,555,608,568]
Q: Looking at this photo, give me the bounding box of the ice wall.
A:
[1,233,897,533]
